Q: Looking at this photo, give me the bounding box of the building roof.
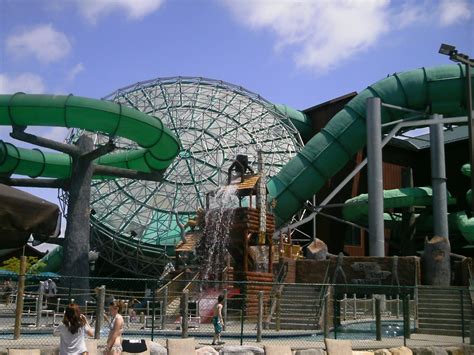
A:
[388,125,468,152]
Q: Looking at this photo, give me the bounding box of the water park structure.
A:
[0,54,474,351]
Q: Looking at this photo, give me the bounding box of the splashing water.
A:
[197,185,238,281]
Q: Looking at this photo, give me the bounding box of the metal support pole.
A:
[375,298,382,341]
[36,288,44,328]
[162,286,168,330]
[323,294,329,338]
[275,290,281,332]
[403,294,410,341]
[353,293,357,320]
[430,116,449,238]
[94,285,105,340]
[461,290,465,343]
[151,281,157,341]
[181,291,189,338]
[223,289,228,331]
[312,195,317,240]
[367,97,385,256]
[466,63,474,213]
[14,256,27,339]
[257,291,263,342]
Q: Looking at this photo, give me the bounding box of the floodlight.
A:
[439,43,456,56]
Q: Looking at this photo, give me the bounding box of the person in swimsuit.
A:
[212,295,224,345]
[106,300,124,355]
[53,303,94,355]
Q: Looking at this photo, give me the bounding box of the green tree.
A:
[0,256,46,274]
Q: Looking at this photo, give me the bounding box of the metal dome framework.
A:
[65,77,304,276]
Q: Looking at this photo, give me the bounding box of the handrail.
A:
[264,261,287,327]
[316,261,331,322]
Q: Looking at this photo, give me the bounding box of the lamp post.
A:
[439,44,474,213]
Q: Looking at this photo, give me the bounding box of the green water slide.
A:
[268,64,474,227]
[0,94,181,178]
[341,185,474,242]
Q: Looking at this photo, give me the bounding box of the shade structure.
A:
[0,184,60,249]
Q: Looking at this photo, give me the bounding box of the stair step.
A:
[417,327,470,336]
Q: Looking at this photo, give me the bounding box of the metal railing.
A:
[0,274,472,351]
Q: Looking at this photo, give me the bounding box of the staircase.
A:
[417,286,473,337]
[268,284,324,330]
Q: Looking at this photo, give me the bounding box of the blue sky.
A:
[0,0,473,249]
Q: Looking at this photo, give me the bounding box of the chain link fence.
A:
[0,274,471,351]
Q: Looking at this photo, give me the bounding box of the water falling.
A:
[196,185,238,281]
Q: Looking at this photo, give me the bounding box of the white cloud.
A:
[6,24,71,64]
[66,62,85,82]
[76,0,165,23]
[439,0,472,26]
[223,0,472,74]
[0,73,45,94]
[224,0,391,73]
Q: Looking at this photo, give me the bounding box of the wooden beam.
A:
[93,165,164,182]
[0,177,69,189]
[10,127,80,156]
[81,141,115,161]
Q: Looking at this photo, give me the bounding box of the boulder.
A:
[294,350,326,355]
[306,238,328,260]
[374,349,391,355]
[219,345,264,354]
[445,347,464,355]
[411,348,448,355]
[388,347,413,355]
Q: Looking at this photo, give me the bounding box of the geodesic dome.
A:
[68,77,304,276]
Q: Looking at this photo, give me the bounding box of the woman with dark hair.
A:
[53,303,94,354]
[106,300,124,355]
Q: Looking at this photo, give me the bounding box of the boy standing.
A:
[212,295,224,345]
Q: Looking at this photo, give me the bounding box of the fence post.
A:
[353,293,357,320]
[461,289,465,343]
[257,291,263,342]
[372,296,376,319]
[162,286,168,330]
[14,256,27,340]
[323,293,329,338]
[396,294,400,319]
[223,288,228,331]
[68,277,72,302]
[403,293,410,342]
[181,291,189,338]
[94,285,105,340]
[375,297,381,341]
[342,293,346,321]
[275,290,281,332]
[151,280,157,341]
[36,287,44,328]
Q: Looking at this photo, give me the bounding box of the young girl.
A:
[106,300,124,355]
[53,303,94,355]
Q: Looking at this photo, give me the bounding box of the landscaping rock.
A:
[388,346,413,355]
[196,346,219,355]
[411,348,448,355]
[445,347,464,355]
[219,345,264,354]
[374,350,391,355]
[294,349,326,355]
[149,341,167,355]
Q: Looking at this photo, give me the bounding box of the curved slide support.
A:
[342,187,474,243]
[268,64,474,227]
[0,94,181,178]
[342,187,457,224]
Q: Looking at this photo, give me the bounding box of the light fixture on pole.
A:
[439,43,474,213]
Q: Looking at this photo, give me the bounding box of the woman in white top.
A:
[106,300,124,355]
[53,303,94,355]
